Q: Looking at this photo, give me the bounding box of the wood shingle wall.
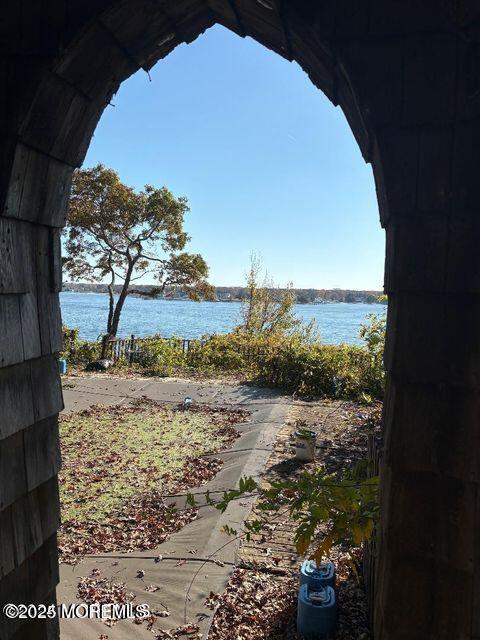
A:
[0,235,63,640]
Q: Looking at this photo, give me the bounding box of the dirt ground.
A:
[209,399,382,640]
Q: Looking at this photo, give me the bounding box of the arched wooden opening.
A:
[1,2,479,638]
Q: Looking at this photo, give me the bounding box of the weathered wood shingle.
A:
[0,479,59,580]
[23,416,61,493]
[4,143,72,226]
[0,295,23,367]
[0,218,30,294]
[0,357,62,440]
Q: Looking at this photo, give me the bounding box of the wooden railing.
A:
[102,335,272,364]
[102,335,203,362]
[103,335,136,361]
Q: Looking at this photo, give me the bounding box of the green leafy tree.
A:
[240,254,302,337]
[63,164,213,350]
[359,313,386,400]
[359,314,386,366]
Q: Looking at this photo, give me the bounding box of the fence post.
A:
[101,335,109,360]
[128,334,135,363]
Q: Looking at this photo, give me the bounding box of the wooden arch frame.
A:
[1,2,479,639]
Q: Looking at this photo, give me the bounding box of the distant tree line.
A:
[63,282,384,304]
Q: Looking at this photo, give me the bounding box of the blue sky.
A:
[84,25,384,290]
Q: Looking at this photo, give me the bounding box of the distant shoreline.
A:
[62,284,386,305]
[61,291,384,305]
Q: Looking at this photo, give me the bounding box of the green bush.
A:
[136,335,187,376]
[256,341,375,399]
[185,331,274,374]
[358,313,386,399]
[61,327,101,365]
[61,313,385,401]
[183,327,384,400]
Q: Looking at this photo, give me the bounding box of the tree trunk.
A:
[109,261,135,339]
[107,285,115,334]
[100,269,117,358]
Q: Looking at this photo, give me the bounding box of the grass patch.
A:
[59,400,248,559]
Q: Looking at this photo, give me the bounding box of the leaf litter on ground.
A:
[207,402,380,640]
[59,399,249,563]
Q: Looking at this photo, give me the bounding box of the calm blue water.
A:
[60,292,385,345]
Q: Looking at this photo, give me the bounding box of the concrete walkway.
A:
[58,376,290,639]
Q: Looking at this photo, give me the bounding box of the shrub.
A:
[136,335,187,376]
[61,327,101,365]
[211,465,379,564]
[61,313,385,401]
[186,331,276,374]
[358,313,386,399]
[256,340,378,400]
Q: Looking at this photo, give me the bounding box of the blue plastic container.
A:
[297,584,337,639]
[300,560,336,589]
[58,358,67,375]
